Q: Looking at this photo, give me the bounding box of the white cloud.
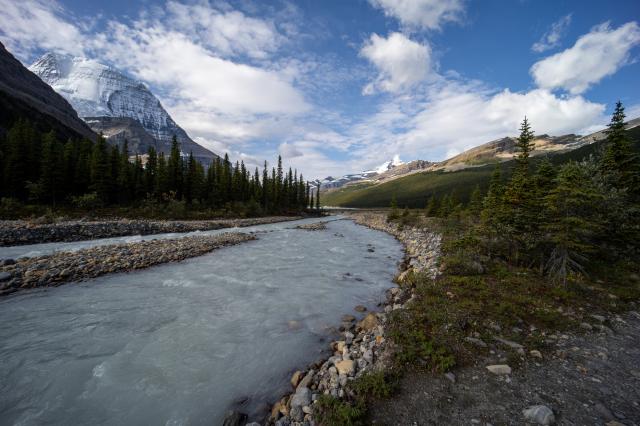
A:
[360,32,432,94]
[164,1,283,59]
[0,0,85,59]
[532,14,572,53]
[531,21,640,94]
[97,22,309,116]
[369,0,464,30]
[343,81,606,171]
[626,103,640,120]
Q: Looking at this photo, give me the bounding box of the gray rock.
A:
[445,372,456,383]
[522,405,555,425]
[486,364,512,375]
[289,405,303,422]
[494,337,524,350]
[290,387,312,408]
[0,272,11,282]
[465,337,487,347]
[1,258,15,266]
[580,322,593,331]
[297,370,315,390]
[245,423,261,426]
[594,402,615,421]
[591,314,606,323]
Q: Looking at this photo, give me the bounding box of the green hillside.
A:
[323,126,640,208]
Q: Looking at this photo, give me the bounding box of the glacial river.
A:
[0,218,403,425]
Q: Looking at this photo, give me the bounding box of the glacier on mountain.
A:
[28,52,216,163]
[320,156,406,189]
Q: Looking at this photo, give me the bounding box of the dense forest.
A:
[393,101,640,284]
[0,120,320,217]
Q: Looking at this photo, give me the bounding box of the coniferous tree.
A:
[601,101,639,199]
[167,136,183,198]
[469,184,483,215]
[502,117,537,262]
[544,162,603,285]
[315,183,321,210]
[425,195,437,217]
[146,147,158,195]
[90,136,111,203]
[38,131,64,206]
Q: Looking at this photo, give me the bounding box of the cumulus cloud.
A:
[97,21,309,116]
[532,14,572,53]
[369,0,464,30]
[360,32,432,94]
[342,79,606,171]
[164,1,283,59]
[0,0,85,58]
[531,21,640,94]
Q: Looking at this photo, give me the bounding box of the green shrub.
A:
[350,371,396,399]
[313,395,365,426]
[71,192,103,210]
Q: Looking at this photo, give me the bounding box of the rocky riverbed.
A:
[295,222,328,231]
[0,216,299,246]
[254,212,442,426]
[0,232,255,296]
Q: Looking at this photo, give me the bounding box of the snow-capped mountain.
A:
[366,154,404,174]
[320,156,414,189]
[29,52,217,163]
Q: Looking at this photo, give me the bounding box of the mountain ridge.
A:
[0,42,96,141]
[322,118,640,193]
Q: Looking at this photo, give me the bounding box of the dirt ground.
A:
[369,311,640,426]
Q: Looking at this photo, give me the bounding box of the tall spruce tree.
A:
[544,162,603,286]
[503,117,538,263]
[601,101,639,199]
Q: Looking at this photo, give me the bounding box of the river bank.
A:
[260,212,442,426]
[0,216,301,246]
[0,232,254,296]
[263,212,640,426]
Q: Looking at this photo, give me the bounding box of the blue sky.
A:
[1,0,639,178]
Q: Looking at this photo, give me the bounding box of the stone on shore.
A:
[335,359,355,376]
[342,314,356,322]
[522,405,555,425]
[290,371,302,388]
[290,387,312,408]
[465,337,487,347]
[358,313,379,331]
[354,305,367,312]
[486,364,512,375]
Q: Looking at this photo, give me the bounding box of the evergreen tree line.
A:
[421,101,640,285]
[0,119,321,214]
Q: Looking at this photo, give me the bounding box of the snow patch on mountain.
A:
[321,156,406,189]
[28,52,217,162]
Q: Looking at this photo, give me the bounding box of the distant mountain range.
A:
[0,42,96,141]
[321,119,640,192]
[28,53,217,164]
[323,120,640,208]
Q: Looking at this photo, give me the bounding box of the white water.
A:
[0,219,403,425]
